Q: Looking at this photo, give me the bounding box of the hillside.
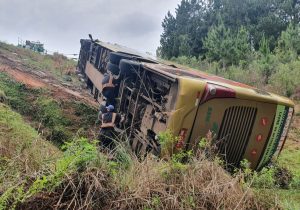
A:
[0,42,299,209]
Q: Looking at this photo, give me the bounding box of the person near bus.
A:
[101,72,117,106]
[98,104,122,150]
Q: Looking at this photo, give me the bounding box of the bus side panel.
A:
[85,61,104,91]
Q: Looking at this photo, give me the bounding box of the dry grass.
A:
[111,156,263,210]
[18,167,115,210]
[0,101,279,210]
[16,151,267,210]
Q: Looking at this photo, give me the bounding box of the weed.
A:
[34,97,69,127]
[198,137,209,149]
[0,73,35,114]
[252,167,276,189]
[73,101,97,128]
[157,130,179,157]
[33,97,72,143]
[0,104,60,208]
[0,137,101,209]
[274,166,293,189]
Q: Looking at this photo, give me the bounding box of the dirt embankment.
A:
[0,65,45,88]
[0,53,98,107]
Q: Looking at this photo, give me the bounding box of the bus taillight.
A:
[200,83,236,104]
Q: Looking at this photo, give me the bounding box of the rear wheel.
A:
[119,59,141,76]
[107,62,120,75]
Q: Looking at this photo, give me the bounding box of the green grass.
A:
[276,143,300,209]
[73,102,98,129]
[253,106,300,209]
[0,103,60,191]
[0,73,40,114]
[277,189,300,210]
[0,105,99,209]
[279,149,300,180]
[0,73,70,143]
[0,72,96,144]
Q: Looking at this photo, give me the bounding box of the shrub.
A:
[252,167,276,189]
[34,97,69,127]
[157,130,178,157]
[270,60,300,96]
[0,138,102,209]
[73,102,97,127]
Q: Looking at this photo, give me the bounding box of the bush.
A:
[73,102,97,127]
[157,130,178,157]
[252,167,276,189]
[34,97,69,127]
[50,125,71,143]
[270,60,300,96]
[0,138,102,210]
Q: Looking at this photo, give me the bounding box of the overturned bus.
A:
[78,38,294,170]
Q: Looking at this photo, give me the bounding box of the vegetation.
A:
[0,124,267,209]
[160,0,300,58]
[0,67,299,210]
[0,69,97,144]
[159,0,300,98]
[0,104,60,194]
[1,115,297,209]
[0,42,80,87]
[0,3,299,207]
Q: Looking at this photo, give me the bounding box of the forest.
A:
[158,0,300,97]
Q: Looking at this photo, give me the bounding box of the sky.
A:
[0,0,180,56]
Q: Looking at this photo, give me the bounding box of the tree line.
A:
[159,0,300,61]
[158,0,300,97]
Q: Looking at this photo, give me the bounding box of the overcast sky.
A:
[0,0,180,56]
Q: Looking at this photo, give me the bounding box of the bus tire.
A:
[107,62,120,75]
[119,59,141,75]
[109,52,134,65]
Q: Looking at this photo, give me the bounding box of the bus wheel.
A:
[119,59,141,75]
[107,62,120,75]
[109,52,134,65]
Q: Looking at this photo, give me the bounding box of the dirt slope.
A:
[0,52,98,107]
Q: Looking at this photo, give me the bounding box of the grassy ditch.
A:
[0,103,60,193]
[0,134,267,210]
[0,72,97,144]
[0,100,298,209]
[0,104,266,209]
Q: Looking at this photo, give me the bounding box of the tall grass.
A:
[2,136,268,210]
[0,103,60,193]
